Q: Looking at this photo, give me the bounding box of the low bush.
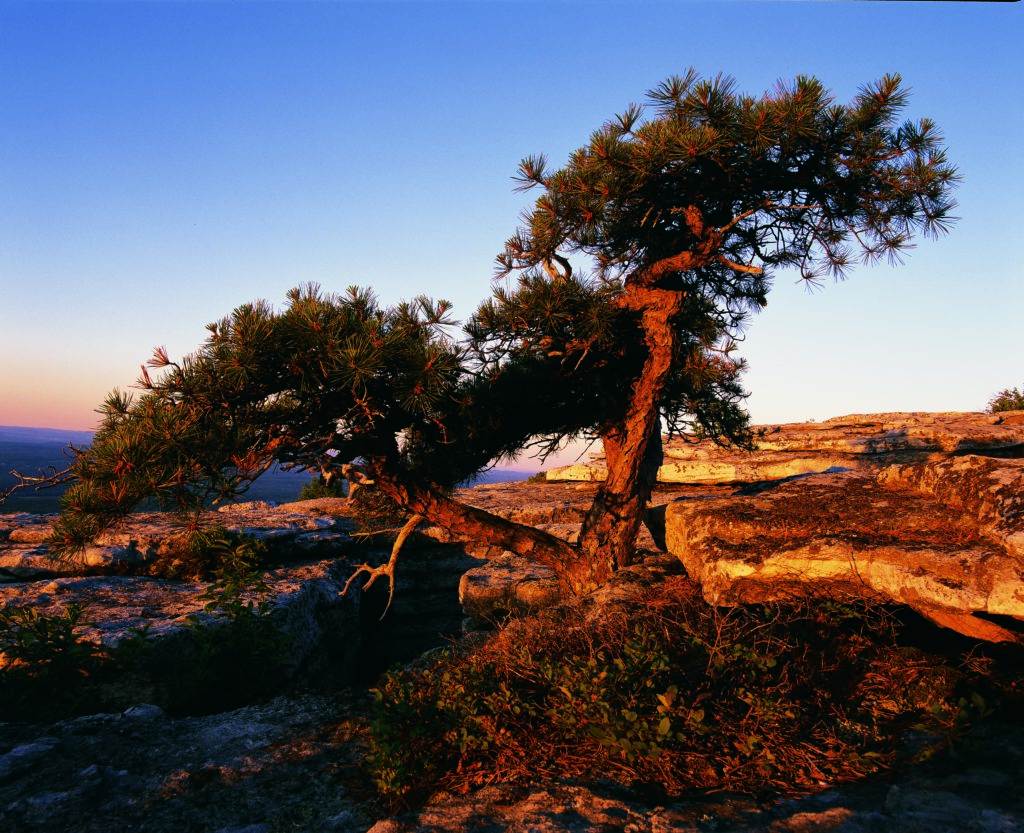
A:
[150,524,271,579]
[369,579,1006,805]
[298,476,348,500]
[166,534,291,713]
[0,601,97,673]
[0,603,117,718]
[988,385,1024,413]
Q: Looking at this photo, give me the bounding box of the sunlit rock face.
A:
[547,411,1024,483]
[662,456,1024,642]
[454,448,1024,643]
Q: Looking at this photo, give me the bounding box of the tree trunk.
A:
[576,286,681,577]
[373,468,602,595]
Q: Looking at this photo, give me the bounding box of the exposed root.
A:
[341,513,424,619]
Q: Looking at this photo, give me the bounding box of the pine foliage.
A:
[492,70,957,441]
[43,71,957,569]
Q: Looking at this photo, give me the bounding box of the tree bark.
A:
[372,468,603,595]
[576,286,682,576]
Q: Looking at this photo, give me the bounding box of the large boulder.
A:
[548,411,1024,484]
[878,454,1024,560]
[458,553,561,623]
[663,457,1024,642]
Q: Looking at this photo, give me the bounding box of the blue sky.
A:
[1,2,1022,462]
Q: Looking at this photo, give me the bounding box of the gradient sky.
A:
[1,2,1022,465]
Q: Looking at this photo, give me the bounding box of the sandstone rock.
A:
[548,411,1024,484]
[459,553,561,622]
[0,546,56,579]
[663,468,1024,642]
[879,455,1024,560]
[457,553,685,624]
[0,499,354,579]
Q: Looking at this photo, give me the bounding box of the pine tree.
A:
[487,70,958,582]
[5,71,958,597]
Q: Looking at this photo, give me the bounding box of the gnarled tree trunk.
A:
[576,286,682,581]
[372,468,604,595]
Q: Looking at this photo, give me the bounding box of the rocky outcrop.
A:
[458,455,1024,642]
[0,561,347,647]
[547,411,1024,484]
[0,694,374,833]
[879,454,1024,559]
[0,498,355,580]
[0,558,363,693]
[0,497,482,696]
[663,457,1024,642]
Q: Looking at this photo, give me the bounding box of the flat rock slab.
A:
[548,411,1024,483]
[0,498,354,579]
[663,458,1024,642]
[879,455,1024,559]
[0,559,360,670]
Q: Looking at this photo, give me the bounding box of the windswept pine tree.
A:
[5,71,958,596]
[473,70,958,582]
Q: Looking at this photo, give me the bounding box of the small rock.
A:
[122,703,166,721]
[366,821,403,833]
[212,825,270,833]
[324,809,357,829]
[0,737,59,781]
[25,790,72,810]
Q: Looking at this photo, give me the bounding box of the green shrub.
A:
[298,476,348,500]
[153,524,269,579]
[0,602,100,677]
[368,580,992,805]
[988,386,1024,413]
[0,603,116,718]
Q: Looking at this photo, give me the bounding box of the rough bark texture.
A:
[577,286,682,579]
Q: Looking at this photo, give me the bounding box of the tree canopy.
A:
[8,70,957,595]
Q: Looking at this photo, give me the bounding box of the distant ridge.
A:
[0,426,95,445]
